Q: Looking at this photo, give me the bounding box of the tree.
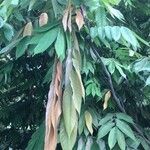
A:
[0,0,150,149]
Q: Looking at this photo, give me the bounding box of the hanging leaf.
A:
[34,27,58,54]
[121,26,139,49]
[111,26,121,41]
[62,8,69,31]
[28,0,36,11]
[0,38,22,54]
[115,65,126,79]
[98,122,114,139]
[95,7,107,27]
[85,137,93,150]
[11,0,19,6]
[60,119,77,150]
[132,57,150,73]
[99,114,113,126]
[104,26,112,40]
[75,9,84,30]
[39,13,48,27]
[16,37,29,59]
[68,7,72,32]
[116,113,134,124]
[70,70,84,114]
[26,122,45,150]
[77,137,85,150]
[145,76,150,86]
[140,137,150,150]
[3,23,14,41]
[116,128,126,150]
[72,48,85,100]
[98,27,105,39]
[106,4,124,21]
[116,119,136,141]
[23,22,33,37]
[62,85,78,137]
[108,127,117,149]
[45,61,62,150]
[55,28,66,60]
[78,114,85,135]
[85,111,93,134]
[103,90,111,110]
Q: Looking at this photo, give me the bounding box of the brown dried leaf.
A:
[103,90,111,110]
[23,22,33,37]
[44,60,62,150]
[68,7,72,32]
[39,12,48,27]
[62,9,69,31]
[75,10,84,30]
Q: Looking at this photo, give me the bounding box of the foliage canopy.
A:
[0,0,150,149]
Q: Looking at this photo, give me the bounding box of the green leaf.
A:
[70,70,83,114]
[34,22,59,33]
[28,0,36,11]
[0,38,22,54]
[28,33,44,45]
[108,61,116,74]
[51,0,63,18]
[97,139,106,150]
[95,7,107,27]
[98,122,114,139]
[116,128,126,150]
[132,57,150,73]
[77,137,85,150]
[90,27,98,39]
[108,127,117,149]
[16,37,29,59]
[11,0,19,6]
[3,23,14,41]
[116,113,134,124]
[34,27,58,55]
[121,26,139,49]
[146,76,150,86]
[78,113,85,135]
[26,122,45,150]
[140,137,150,150]
[99,114,113,125]
[60,119,77,150]
[104,26,112,40]
[62,85,78,137]
[133,32,150,47]
[116,119,136,141]
[42,65,53,84]
[85,136,93,149]
[111,26,121,41]
[91,142,100,150]
[84,0,100,12]
[115,65,126,78]
[84,111,93,134]
[98,27,105,39]
[106,4,124,21]
[55,28,65,60]
[0,17,4,28]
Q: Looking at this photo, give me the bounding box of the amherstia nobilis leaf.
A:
[44,60,62,150]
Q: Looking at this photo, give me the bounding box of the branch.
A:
[91,45,126,112]
[91,44,150,145]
